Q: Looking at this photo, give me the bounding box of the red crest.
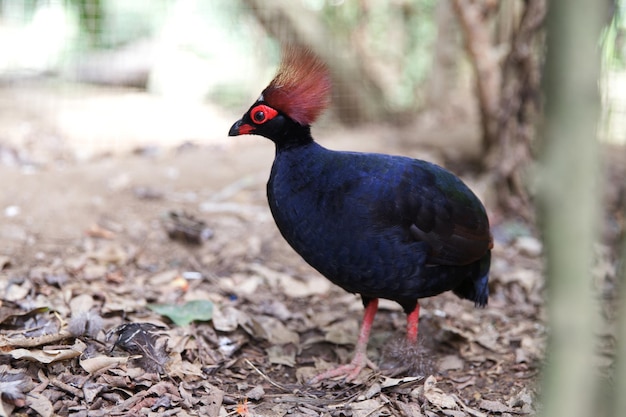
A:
[262,46,331,125]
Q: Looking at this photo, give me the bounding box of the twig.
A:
[50,379,84,398]
[243,359,290,392]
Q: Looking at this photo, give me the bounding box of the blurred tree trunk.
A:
[451,0,501,149]
[242,0,388,124]
[538,1,605,417]
[615,226,626,417]
[452,0,546,219]
[427,1,459,109]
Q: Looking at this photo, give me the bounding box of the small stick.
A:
[244,359,290,392]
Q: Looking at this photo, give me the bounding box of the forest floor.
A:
[0,81,619,417]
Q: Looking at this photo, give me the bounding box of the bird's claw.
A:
[309,356,377,384]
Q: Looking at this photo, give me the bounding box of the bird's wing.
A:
[397,161,492,266]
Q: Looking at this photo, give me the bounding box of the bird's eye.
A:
[250,104,278,125]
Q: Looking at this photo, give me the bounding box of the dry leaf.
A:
[251,315,299,345]
[478,399,513,413]
[82,381,105,404]
[395,400,424,417]
[350,399,386,417]
[25,392,53,417]
[80,356,130,374]
[423,375,458,410]
[108,323,169,373]
[438,355,464,371]
[87,243,128,265]
[246,385,265,401]
[248,263,331,297]
[380,376,421,389]
[0,366,30,407]
[9,339,86,363]
[0,400,15,417]
[70,293,94,315]
[323,319,359,345]
[167,354,205,380]
[266,344,296,367]
[212,305,244,332]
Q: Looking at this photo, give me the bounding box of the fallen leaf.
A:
[250,315,299,345]
[478,399,513,413]
[148,269,180,286]
[507,388,535,413]
[162,210,213,245]
[323,319,359,345]
[441,410,466,417]
[359,382,381,400]
[148,300,213,326]
[380,376,421,389]
[70,294,94,315]
[423,375,458,410]
[438,355,464,372]
[348,399,386,417]
[4,281,30,302]
[82,381,105,404]
[25,392,54,417]
[87,243,128,265]
[246,385,265,401]
[395,400,424,417]
[9,339,86,363]
[80,355,130,374]
[108,323,169,373]
[0,399,15,417]
[0,366,30,407]
[248,264,331,297]
[266,344,296,367]
[212,304,243,332]
[167,354,205,380]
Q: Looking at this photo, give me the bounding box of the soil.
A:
[0,81,554,416]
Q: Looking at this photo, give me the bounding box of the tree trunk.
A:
[427,0,460,109]
[491,0,546,219]
[537,1,605,416]
[451,0,501,152]
[452,0,545,219]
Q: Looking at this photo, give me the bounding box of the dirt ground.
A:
[0,81,573,416]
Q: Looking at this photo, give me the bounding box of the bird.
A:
[228,45,492,383]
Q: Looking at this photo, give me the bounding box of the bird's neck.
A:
[273,123,314,152]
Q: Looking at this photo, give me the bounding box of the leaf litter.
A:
[2,99,622,416]
[0,164,546,417]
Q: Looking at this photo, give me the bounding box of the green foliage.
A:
[148,300,214,327]
[67,0,171,49]
[601,7,626,70]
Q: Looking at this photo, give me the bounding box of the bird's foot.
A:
[309,353,377,384]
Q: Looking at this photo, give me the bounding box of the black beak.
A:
[228,119,242,136]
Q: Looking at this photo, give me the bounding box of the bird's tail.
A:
[452,251,491,307]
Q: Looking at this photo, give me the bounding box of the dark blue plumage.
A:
[228,46,492,383]
[267,137,490,312]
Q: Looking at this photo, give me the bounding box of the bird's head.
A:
[228,46,331,145]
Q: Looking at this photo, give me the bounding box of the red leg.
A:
[310,298,379,384]
[405,303,420,344]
